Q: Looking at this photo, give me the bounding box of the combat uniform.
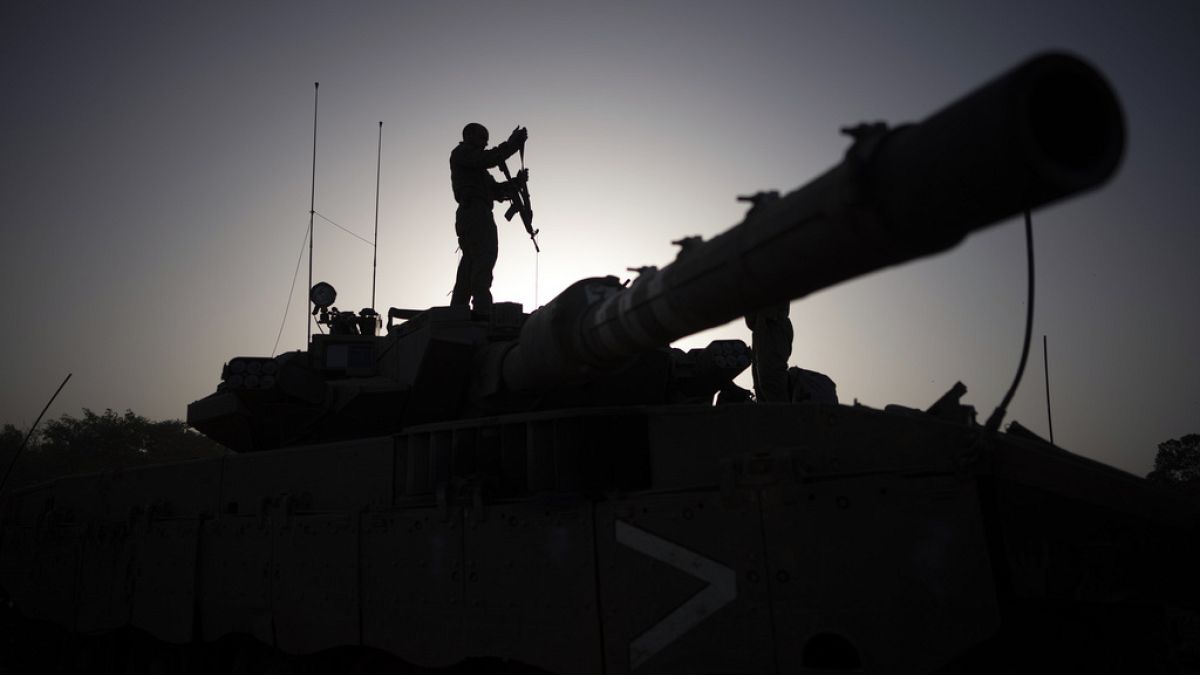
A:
[449,138,521,313]
[745,303,793,402]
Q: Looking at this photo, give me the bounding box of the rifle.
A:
[498,129,539,252]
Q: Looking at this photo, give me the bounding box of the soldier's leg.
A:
[749,307,794,402]
[451,207,475,307]
[450,235,472,306]
[758,315,794,402]
[470,224,498,312]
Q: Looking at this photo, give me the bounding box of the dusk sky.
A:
[1,1,1196,476]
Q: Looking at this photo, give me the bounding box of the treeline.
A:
[1146,433,1200,497]
[1,408,229,492]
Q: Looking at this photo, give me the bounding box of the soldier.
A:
[734,190,794,402]
[449,123,528,314]
[745,303,793,402]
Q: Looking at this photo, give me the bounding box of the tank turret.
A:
[188,52,1123,452]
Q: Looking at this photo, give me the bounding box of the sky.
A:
[1,1,1196,476]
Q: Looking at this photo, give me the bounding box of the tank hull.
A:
[4,403,1197,674]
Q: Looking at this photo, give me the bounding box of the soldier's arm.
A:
[455,140,519,170]
[492,168,528,201]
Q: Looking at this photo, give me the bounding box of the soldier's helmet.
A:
[462,123,488,146]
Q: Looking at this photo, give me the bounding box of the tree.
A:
[0,424,30,486]
[1,409,229,492]
[1146,433,1200,495]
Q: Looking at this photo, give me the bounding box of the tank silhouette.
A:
[3,53,1198,674]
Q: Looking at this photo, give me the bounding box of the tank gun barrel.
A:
[500,52,1124,393]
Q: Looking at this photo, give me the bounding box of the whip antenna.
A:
[372,121,382,310]
[0,373,71,496]
[1044,334,1055,444]
[307,82,319,348]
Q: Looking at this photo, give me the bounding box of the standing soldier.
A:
[735,190,794,402]
[745,303,794,402]
[449,123,528,314]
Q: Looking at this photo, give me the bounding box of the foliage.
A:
[1,408,229,491]
[1146,433,1200,495]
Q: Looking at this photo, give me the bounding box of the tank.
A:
[3,52,1198,674]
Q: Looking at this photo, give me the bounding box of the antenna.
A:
[372,120,382,310]
[1043,334,1055,444]
[307,82,320,348]
[0,373,71,496]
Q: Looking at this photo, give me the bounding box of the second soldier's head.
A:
[462,123,489,148]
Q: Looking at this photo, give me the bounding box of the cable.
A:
[984,210,1036,434]
[314,211,375,246]
[272,222,310,356]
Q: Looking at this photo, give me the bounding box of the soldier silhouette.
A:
[449,123,528,314]
[745,303,793,402]
[734,191,795,402]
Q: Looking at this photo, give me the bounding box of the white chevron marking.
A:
[615,519,738,669]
